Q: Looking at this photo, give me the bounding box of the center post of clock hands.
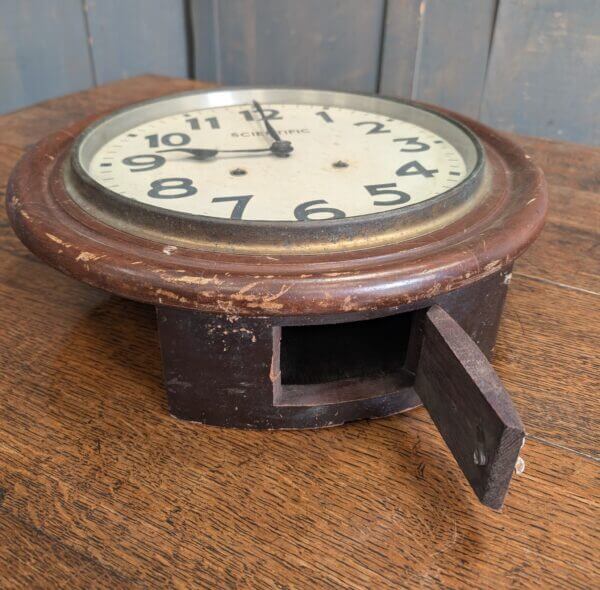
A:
[252,100,293,157]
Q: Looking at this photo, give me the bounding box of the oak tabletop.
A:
[0,76,597,589]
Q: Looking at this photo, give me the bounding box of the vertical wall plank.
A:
[190,0,219,82]
[0,0,93,114]
[378,0,423,98]
[411,0,497,117]
[481,0,600,145]
[85,0,189,85]
[192,0,385,92]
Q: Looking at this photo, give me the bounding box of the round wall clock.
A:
[7,88,547,509]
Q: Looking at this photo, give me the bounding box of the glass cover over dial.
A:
[72,89,483,252]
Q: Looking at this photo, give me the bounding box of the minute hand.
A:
[252,100,293,157]
[157,147,278,161]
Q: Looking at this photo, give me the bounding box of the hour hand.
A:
[157,148,220,160]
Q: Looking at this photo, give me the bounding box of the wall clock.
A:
[6,88,547,509]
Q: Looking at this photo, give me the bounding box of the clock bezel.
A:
[68,88,485,254]
[6,92,547,317]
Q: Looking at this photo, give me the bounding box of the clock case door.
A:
[413,305,524,510]
[158,267,524,509]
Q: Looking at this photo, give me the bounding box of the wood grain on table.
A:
[0,76,598,589]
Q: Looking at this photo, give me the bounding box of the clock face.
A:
[71,89,483,253]
[84,103,469,222]
[75,89,481,225]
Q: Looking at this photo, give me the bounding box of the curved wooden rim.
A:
[6,103,547,316]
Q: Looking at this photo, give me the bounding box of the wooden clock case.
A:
[6,94,547,508]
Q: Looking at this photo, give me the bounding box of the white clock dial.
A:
[85,102,469,222]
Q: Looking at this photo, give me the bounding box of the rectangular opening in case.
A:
[274,312,415,406]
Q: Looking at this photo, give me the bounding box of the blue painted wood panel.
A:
[189,0,218,83]
[1,0,598,144]
[481,0,600,145]
[85,0,189,85]
[378,0,422,98]
[192,0,386,92]
[0,0,93,114]
[409,0,498,117]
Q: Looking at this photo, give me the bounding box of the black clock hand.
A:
[157,147,280,161]
[252,100,283,142]
[252,100,293,157]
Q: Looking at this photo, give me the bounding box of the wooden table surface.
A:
[0,76,597,589]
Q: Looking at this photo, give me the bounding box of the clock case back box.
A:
[6,89,547,509]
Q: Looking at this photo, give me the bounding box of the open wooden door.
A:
[414,305,525,509]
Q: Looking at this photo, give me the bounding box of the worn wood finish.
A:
[481,0,600,145]
[415,306,524,509]
[156,269,509,429]
[85,0,189,85]
[6,97,547,318]
[158,307,421,428]
[0,77,598,587]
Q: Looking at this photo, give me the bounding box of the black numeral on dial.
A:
[211,195,253,220]
[365,183,411,206]
[239,108,282,122]
[185,116,220,130]
[294,200,346,221]
[396,160,438,178]
[122,154,166,172]
[354,121,391,135]
[145,133,191,148]
[148,178,197,199]
[393,137,430,152]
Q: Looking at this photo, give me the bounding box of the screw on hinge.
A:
[514,437,526,475]
[473,447,487,466]
[474,424,487,466]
